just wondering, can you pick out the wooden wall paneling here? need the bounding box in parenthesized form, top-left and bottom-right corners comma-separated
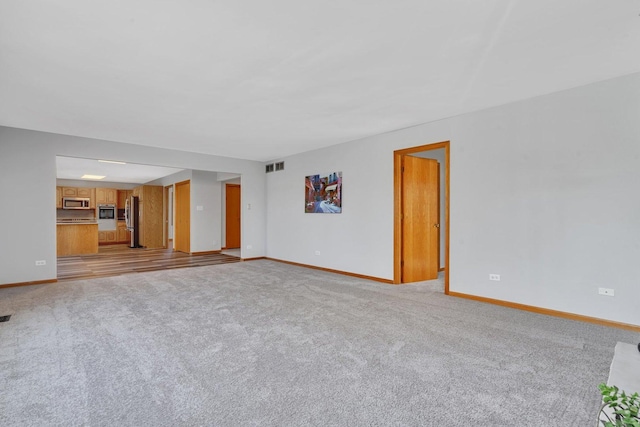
(142, 185, 164, 249)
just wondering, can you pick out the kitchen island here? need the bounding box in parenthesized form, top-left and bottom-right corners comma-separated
(56, 222, 99, 256)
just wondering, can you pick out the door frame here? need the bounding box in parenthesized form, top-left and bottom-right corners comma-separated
(163, 185, 172, 249)
(394, 141, 450, 293)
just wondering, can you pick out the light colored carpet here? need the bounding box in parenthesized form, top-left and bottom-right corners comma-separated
(0, 260, 636, 426)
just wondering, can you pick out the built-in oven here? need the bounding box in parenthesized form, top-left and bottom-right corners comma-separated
(97, 204, 117, 231)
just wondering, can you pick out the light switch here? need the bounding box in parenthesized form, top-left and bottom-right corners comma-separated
(196, 205, 203, 211)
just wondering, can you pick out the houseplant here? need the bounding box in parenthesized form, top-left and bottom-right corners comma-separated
(598, 383, 640, 427)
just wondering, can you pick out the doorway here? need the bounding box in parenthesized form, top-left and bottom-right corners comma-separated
(394, 141, 450, 293)
(225, 184, 241, 249)
(174, 180, 190, 254)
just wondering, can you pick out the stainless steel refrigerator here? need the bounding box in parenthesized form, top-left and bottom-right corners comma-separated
(125, 195, 140, 248)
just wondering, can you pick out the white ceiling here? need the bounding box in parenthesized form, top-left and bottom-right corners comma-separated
(56, 156, 184, 184)
(1, 1, 640, 162)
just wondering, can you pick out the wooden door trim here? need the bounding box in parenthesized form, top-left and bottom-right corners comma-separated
(394, 141, 450, 294)
(163, 185, 170, 249)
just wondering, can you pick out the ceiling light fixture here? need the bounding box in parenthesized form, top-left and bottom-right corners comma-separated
(98, 159, 127, 165)
(81, 174, 106, 180)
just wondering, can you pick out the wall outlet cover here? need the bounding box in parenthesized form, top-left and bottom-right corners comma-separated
(598, 287, 614, 297)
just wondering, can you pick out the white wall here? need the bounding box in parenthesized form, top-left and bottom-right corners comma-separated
(0, 128, 265, 284)
(0, 140, 57, 284)
(266, 72, 640, 326)
(190, 170, 222, 253)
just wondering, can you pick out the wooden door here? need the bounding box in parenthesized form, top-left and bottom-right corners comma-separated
(174, 180, 190, 253)
(225, 184, 241, 248)
(401, 155, 439, 282)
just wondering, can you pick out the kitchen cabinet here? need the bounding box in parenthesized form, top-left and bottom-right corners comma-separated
(117, 190, 133, 208)
(132, 186, 142, 199)
(76, 188, 92, 198)
(56, 187, 62, 208)
(89, 188, 96, 208)
(58, 186, 95, 208)
(98, 230, 117, 243)
(57, 223, 98, 256)
(117, 221, 129, 243)
(96, 188, 117, 205)
(61, 187, 78, 197)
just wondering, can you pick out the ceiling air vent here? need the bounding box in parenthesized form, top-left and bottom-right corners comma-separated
(265, 164, 274, 173)
(275, 161, 285, 171)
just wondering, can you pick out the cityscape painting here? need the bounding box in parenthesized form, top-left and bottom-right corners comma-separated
(305, 171, 342, 213)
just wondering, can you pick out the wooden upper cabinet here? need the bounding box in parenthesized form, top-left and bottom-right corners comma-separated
(89, 188, 96, 209)
(96, 188, 105, 204)
(76, 188, 92, 198)
(117, 190, 133, 208)
(96, 188, 117, 205)
(59, 186, 94, 208)
(117, 190, 126, 208)
(132, 186, 142, 200)
(62, 187, 78, 197)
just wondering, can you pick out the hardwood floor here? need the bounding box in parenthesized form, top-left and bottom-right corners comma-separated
(57, 244, 241, 281)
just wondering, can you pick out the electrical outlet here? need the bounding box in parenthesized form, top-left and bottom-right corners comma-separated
(489, 274, 500, 281)
(598, 287, 614, 297)
(35, 260, 46, 266)
(315, 250, 321, 256)
(246, 245, 252, 250)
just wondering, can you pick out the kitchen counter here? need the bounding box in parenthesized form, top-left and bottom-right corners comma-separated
(57, 223, 99, 256)
(57, 219, 98, 224)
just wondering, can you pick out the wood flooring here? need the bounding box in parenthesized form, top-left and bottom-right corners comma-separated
(57, 244, 241, 281)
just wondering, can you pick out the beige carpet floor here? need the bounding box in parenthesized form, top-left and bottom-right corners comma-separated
(0, 260, 636, 426)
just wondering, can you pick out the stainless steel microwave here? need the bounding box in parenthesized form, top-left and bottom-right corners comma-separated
(62, 197, 91, 209)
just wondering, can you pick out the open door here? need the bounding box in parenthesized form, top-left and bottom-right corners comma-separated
(174, 180, 190, 254)
(401, 155, 440, 282)
(225, 184, 241, 248)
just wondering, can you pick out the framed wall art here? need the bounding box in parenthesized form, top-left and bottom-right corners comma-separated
(305, 171, 342, 213)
